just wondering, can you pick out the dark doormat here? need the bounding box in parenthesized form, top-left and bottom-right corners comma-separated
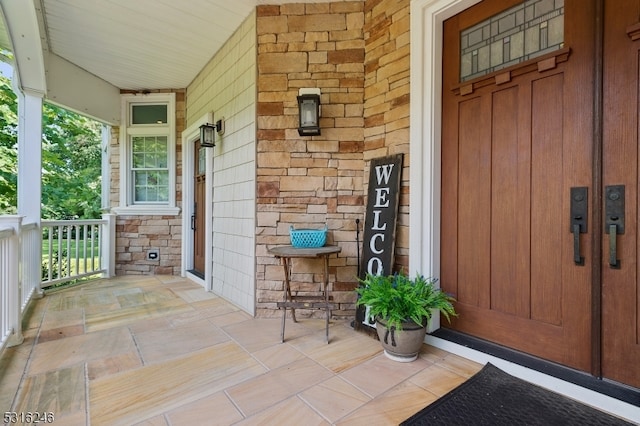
(401, 363, 634, 426)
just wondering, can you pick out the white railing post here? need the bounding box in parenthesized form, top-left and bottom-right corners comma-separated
(0, 215, 25, 348)
(21, 222, 43, 304)
(102, 213, 116, 278)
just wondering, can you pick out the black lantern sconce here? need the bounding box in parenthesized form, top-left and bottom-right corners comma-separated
(199, 123, 216, 147)
(297, 88, 321, 136)
(199, 119, 225, 148)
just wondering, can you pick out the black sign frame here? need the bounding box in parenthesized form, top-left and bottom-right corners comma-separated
(355, 153, 403, 331)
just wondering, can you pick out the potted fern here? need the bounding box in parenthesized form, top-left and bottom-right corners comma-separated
(355, 272, 456, 362)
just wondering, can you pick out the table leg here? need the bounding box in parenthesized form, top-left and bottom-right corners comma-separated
(323, 254, 330, 344)
(281, 257, 297, 343)
(285, 259, 297, 323)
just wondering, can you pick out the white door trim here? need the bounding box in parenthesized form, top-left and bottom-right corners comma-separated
(181, 113, 214, 290)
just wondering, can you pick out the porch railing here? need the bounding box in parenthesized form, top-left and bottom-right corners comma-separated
(21, 222, 41, 308)
(0, 214, 115, 351)
(0, 218, 20, 352)
(41, 218, 114, 288)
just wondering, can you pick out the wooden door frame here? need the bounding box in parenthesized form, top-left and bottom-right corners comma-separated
(181, 112, 214, 290)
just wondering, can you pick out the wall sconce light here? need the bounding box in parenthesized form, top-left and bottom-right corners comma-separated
(199, 119, 224, 147)
(199, 123, 216, 147)
(297, 88, 321, 136)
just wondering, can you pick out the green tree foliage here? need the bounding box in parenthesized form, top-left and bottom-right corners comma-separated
(0, 74, 102, 218)
(0, 76, 17, 213)
(41, 103, 102, 219)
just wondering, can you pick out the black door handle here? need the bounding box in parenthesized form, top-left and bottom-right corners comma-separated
(608, 224, 619, 268)
(570, 187, 587, 266)
(191, 214, 196, 231)
(604, 185, 624, 269)
(572, 223, 584, 265)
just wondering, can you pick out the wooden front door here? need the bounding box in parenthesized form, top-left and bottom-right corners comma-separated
(193, 140, 206, 276)
(442, 0, 640, 388)
(601, 0, 640, 388)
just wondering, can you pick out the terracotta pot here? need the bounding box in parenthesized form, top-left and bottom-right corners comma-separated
(375, 317, 427, 362)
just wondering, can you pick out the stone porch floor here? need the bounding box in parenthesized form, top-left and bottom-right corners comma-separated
(0, 275, 483, 425)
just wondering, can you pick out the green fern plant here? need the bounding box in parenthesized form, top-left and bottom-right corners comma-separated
(355, 272, 457, 330)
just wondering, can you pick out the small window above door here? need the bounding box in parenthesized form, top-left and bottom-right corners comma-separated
(460, 0, 564, 82)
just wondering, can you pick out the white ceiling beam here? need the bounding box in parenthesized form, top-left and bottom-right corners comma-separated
(45, 53, 121, 125)
(0, 0, 46, 95)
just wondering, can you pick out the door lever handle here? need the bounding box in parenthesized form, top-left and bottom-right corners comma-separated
(570, 187, 588, 266)
(191, 214, 196, 231)
(572, 223, 584, 265)
(609, 224, 620, 268)
(605, 185, 624, 269)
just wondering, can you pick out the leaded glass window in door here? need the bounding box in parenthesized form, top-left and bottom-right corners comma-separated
(460, 0, 564, 82)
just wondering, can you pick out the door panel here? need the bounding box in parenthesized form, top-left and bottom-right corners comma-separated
(602, 0, 640, 389)
(442, 0, 595, 371)
(193, 141, 206, 275)
(490, 86, 531, 317)
(490, 86, 525, 317)
(457, 96, 491, 308)
(530, 74, 563, 326)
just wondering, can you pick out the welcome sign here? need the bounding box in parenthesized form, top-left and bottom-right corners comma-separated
(359, 154, 403, 277)
(356, 154, 403, 330)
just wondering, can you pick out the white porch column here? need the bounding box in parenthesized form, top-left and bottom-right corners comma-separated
(101, 125, 111, 210)
(16, 91, 44, 300)
(16, 90, 43, 224)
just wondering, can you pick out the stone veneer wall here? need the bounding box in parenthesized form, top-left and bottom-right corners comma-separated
(109, 89, 185, 276)
(363, 0, 411, 271)
(255, 2, 365, 318)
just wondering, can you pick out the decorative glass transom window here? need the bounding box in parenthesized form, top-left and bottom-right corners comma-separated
(460, 0, 564, 82)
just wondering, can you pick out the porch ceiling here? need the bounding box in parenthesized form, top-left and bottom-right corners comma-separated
(1, 0, 337, 91)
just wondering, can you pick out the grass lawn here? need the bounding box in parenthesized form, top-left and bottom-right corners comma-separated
(42, 238, 102, 278)
(42, 238, 101, 258)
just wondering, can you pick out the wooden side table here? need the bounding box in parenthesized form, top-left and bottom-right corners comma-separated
(267, 245, 341, 343)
